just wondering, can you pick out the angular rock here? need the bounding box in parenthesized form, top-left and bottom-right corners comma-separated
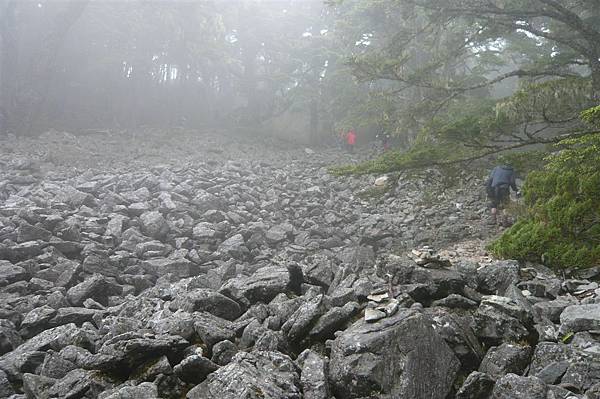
(217, 234, 248, 259)
(67, 274, 119, 306)
(560, 303, 600, 333)
(20, 306, 57, 336)
(173, 354, 219, 384)
(186, 351, 301, 399)
(479, 343, 533, 380)
(219, 265, 293, 305)
(491, 373, 547, 399)
(309, 301, 359, 339)
(170, 289, 241, 321)
(297, 349, 329, 399)
(476, 261, 520, 295)
(140, 211, 169, 240)
(193, 312, 236, 349)
(210, 340, 238, 366)
(329, 309, 459, 398)
(142, 257, 198, 278)
(0, 368, 15, 397)
(46, 368, 114, 398)
(17, 223, 52, 243)
(22, 373, 56, 398)
(473, 295, 533, 345)
(456, 371, 495, 399)
(99, 382, 159, 399)
(0, 261, 28, 287)
(97, 333, 189, 371)
(282, 295, 324, 343)
(0, 320, 21, 356)
(49, 307, 101, 327)
(561, 361, 600, 393)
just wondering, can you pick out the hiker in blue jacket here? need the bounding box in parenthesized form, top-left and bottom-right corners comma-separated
(486, 165, 520, 224)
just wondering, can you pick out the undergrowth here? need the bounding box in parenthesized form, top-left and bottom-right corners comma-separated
(489, 105, 600, 270)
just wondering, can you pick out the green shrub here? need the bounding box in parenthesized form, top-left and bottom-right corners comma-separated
(489, 106, 600, 270)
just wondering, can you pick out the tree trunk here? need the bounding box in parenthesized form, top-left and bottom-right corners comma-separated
(309, 96, 319, 145)
(591, 58, 600, 102)
(24, 1, 89, 135)
(0, 1, 18, 134)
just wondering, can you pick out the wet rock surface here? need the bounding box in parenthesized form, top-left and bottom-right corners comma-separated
(0, 129, 599, 398)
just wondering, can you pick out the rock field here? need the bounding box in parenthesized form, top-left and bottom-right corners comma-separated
(0, 129, 599, 399)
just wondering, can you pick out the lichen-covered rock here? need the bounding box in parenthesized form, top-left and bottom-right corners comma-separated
(140, 211, 169, 240)
(169, 289, 241, 321)
(0, 260, 28, 287)
(479, 343, 532, 380)
(329, 309, 459, 398)
(560, 303, 600, 333)
(455, 371, 495, 399)
(219, 265, 295, 305)
(296, 349, 329, 399)
(491, 373, 547, 399)
(186, 351, 301, 399)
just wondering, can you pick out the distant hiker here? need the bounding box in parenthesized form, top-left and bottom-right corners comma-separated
(337, 130, 346, 149)
(346, 129, 356, 153)
(376, 131, 391, 151)
(0, 107, 6, 135)
(486, 165, 520, 225)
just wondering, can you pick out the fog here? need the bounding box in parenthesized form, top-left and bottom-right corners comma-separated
(0, 0, 343, 144)
(1, 2, 600, 398)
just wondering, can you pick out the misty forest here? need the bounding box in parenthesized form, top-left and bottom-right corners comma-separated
(0, 1, 599, 398)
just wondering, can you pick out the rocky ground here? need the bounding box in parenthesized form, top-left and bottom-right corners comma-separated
(0, 129, 599, 399)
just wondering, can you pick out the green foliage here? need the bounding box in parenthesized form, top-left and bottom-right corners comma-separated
(496, 150, 547, 174)
(495, 77, 593, 126)
(356, 184, 393, 202)
(489, 107, 600, 270)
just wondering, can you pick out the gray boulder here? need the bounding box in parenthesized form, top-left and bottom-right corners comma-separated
(473, 295, 532, 345)
(455, 371, 495, 399)
(0, 320, 22, 355)
(265, 224, 292, 245)
(425, 307, 485, 371)
(528, 342, 585, 376)
(170, 289, 241, 320)
(533, 297, 577, 324)
(20, 306, 57, 337)
(329, 309, 459, 398)
(173, 354, 219, 384)
(0, 261, 28, 287)
(17, 223, 52, 243)
(560, 303, 600, 333)
(193, 312, 236, 349)
(186, 351, 301, 399)
(281, 295, 324, 344)
(22, 373, 56, 398)
(46, 368, 114, 398)
(561, 361, 600, 393)
(0, 369, 15, 397)
(142, 257, 198, 278)
(491, 373, 547, 399)
(99, 382, 159, 399)
(210, 340, 238, 366)
(219, 265, 295, 305)
(67, 274, 120, 306)
(479, 343, 533, 380)
(476, 261, 520, 295)
(140, 211, 169, 240)
(96, 333, 189, 371)
(297, 349, 329, 399)
(309, 301, 360, 339)
(217, 234, 248, 259)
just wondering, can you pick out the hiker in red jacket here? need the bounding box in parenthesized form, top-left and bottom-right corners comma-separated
(346, 129, 356, 153)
